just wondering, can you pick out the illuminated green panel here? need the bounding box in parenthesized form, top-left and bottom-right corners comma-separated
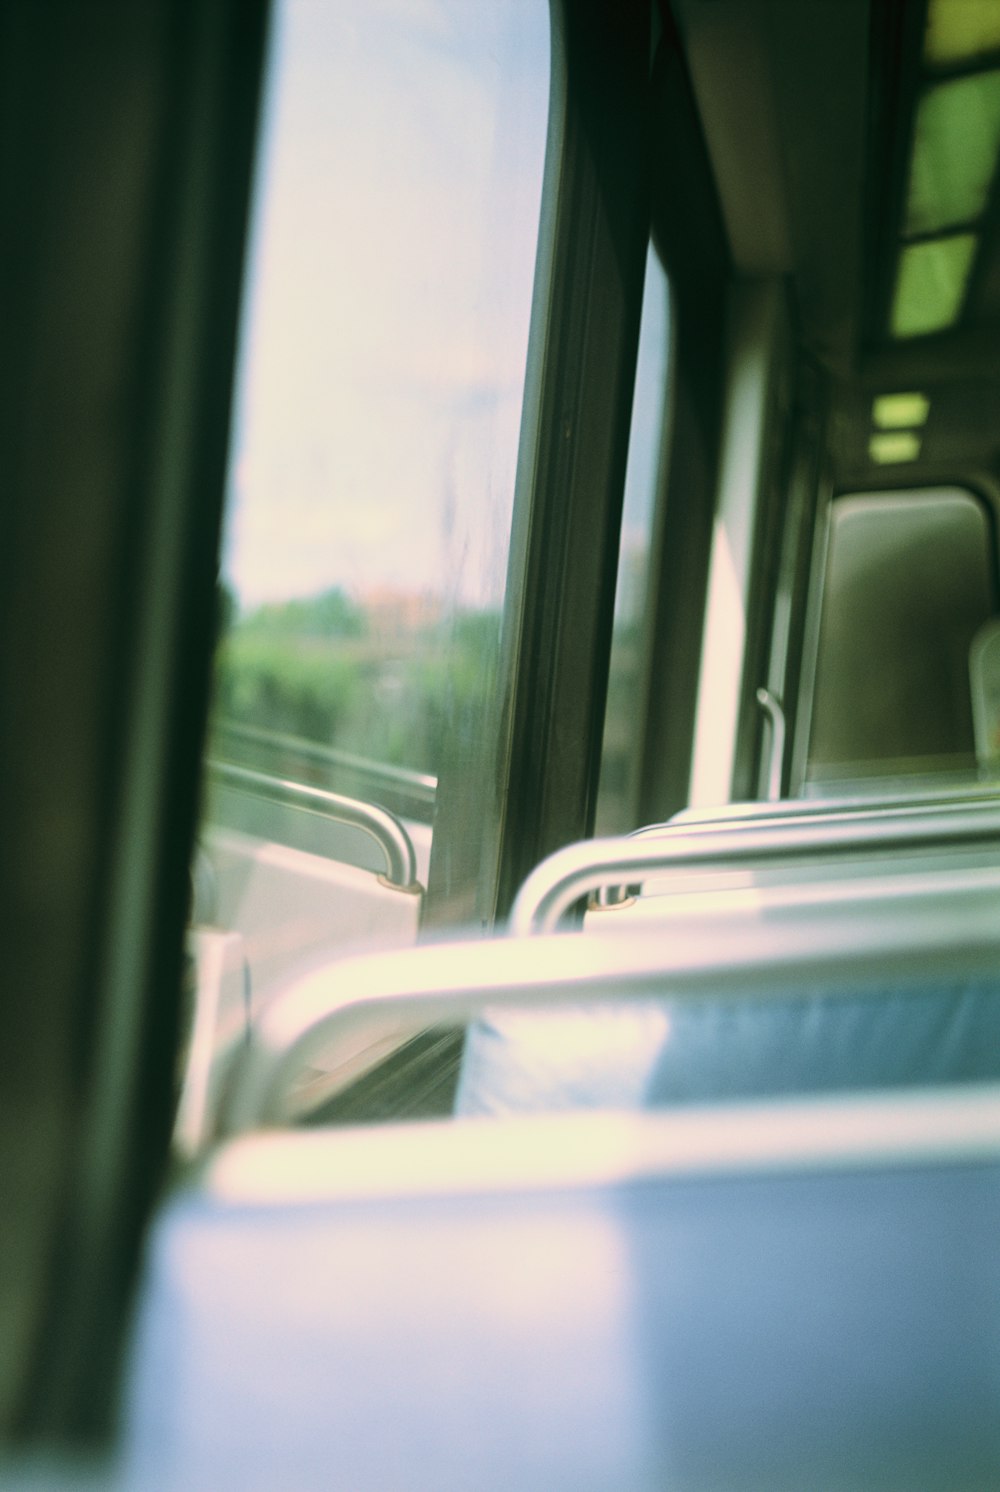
(871, 392, 930, 428)
(925, 0, 1000, 67)
(868, 432, 922, 464)
(905, 72, 1000, 235)
(891, 233, 977, 337)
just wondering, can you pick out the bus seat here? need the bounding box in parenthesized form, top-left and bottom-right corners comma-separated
(205, 826, 423, 1023)
(221, 905, 1000, 1134)
(455, 973, 1000, 1117)
(662, 783, 1000, 830)
(121, 1091, 1000, 1490)
(508, 798, 1000, 937)
(199, 762, 424, 1020)
(182, 832, 425, 1133)
(175, 928, 250, 1156)
(180, 764, 427, 1148)
(456, 815, 1000, 1117)
(455, 1003, 671, 1116)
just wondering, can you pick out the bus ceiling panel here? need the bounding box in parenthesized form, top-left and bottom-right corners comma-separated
(860, 318, 1000, 386)
(669, 0, 794, 273)
(861, 2, 1000, 370)
(670, 0, 869, 376)
(902, 381, 1000, 472)
(976, 222, 1000, 319)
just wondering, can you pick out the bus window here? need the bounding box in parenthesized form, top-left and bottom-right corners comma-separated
(200, 1, 549, 916)
(806, 487, 997, 789)
(594, 243, 672, 836)
(174, 1, 551, 1137)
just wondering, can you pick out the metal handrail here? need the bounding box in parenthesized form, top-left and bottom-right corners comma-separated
(755, 687, 786, 802)
(508, 801, 1000, 936)
(211, 720, 437, 810)
(209, 1089, 1000, 1204)
(635, 787, 1000, 840)
(222, 911, 1000, 1131)
(207, 760, 419, 889)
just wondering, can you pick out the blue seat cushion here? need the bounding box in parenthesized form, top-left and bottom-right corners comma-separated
(455, 974, 1000, 1116)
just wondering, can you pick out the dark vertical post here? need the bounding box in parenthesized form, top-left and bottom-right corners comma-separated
(490, 0, 651, 918)
(0, 0, 269, 1442)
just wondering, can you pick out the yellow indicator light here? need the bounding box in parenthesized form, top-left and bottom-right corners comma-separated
(890, 233, 977, 338)
(871, 392, 931, 429)
(869, 432, 922, 464)
(925, 0, 1000, 67)
(905, 72, 1000, 236)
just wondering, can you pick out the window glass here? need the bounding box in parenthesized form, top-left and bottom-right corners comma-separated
(205, 0, 548, 858)
(184, 0, 549, 1130)
(807, 487, 996, 786)
(594, 244, 672, 835)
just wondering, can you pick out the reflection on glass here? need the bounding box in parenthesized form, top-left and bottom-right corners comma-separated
(594, 244, 672, 835)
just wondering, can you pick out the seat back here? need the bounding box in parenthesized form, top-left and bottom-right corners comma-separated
(223, 872, 1000, 1129)
(501, 797, 1000, 935)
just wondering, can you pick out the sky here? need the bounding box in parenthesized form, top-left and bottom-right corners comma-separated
(221, 0, 551, 613)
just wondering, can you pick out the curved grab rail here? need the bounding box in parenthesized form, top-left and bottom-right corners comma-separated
(755, 687, 786, 802)
(508, 801, 1000, 936)
(633, 786, 1000, 841)
(222, 911, 1000, 1132)
(207, 760, 418, 889)
(211, 719, 438, 816)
